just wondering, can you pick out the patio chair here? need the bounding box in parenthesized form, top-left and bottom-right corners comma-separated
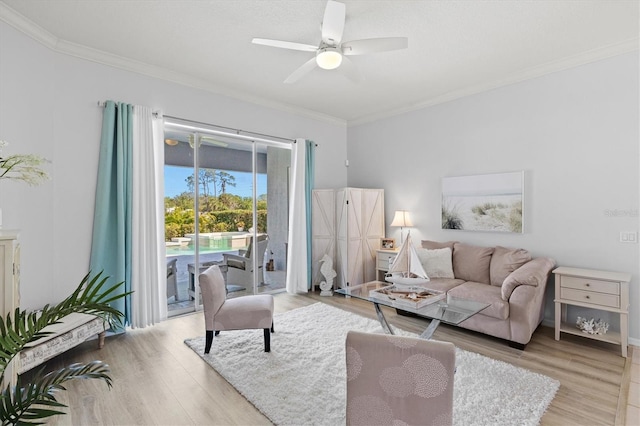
(166, 257, 179, 301)
(223, 234, 269, 288)
(199, 264, 274, 353)
(345, 330, 456, 426)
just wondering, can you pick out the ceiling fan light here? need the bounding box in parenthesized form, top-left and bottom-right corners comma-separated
(316, 47, 342, 70)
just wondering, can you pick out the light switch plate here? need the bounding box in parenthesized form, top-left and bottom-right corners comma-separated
(620, 231, 638, 243)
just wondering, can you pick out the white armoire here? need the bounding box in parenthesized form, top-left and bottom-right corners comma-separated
(312, 188, 385, 289)
(0, 230, 20, 386)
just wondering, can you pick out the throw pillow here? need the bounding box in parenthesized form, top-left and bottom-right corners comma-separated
(415, 247, 455, 279)
(489, 246, 532, 286)
(452, 243, 494, 284)
(421, 240, 457, 251)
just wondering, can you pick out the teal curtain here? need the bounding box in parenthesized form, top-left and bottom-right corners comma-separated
(305, 140, 316, 289)
(89, 100, 133, 331)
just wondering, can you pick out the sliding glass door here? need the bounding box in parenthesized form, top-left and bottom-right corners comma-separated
(164, 123, 290, 316)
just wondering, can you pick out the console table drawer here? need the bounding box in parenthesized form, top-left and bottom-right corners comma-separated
(560, 287, 619, 308)
(561, 276, 619, 295)
(377, 252, 396, 270)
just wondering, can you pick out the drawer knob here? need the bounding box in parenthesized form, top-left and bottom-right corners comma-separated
(585, 295, 590, 299)
(585, 283, 590, 287)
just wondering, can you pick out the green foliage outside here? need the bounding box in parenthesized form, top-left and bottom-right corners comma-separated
(164, 191, 268, 241)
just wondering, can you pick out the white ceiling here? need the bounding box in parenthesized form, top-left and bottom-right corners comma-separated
(1, 1, 638, 125)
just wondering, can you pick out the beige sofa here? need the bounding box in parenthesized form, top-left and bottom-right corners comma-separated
(417, 240, 555, 349)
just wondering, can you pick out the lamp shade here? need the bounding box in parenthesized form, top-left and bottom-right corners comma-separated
(390, 210, 413, 227)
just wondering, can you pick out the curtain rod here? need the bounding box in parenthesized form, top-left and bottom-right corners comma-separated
(161, 115, 295, 144)
(97, 102, 298, 144)
(97, 102, 319, 146)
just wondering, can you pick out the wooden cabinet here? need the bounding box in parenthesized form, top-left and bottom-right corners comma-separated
(553, 266, 630, 357)
(0, 230, 20, 385)
(335, 188, 385, 288)
(312, 188, 385, 290)
(0, 229, 20, 320)
(376, 249, 398, 281)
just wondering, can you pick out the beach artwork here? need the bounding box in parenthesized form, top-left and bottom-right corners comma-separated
(441, 171, 524, 233)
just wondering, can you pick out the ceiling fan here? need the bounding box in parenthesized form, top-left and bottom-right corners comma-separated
(252, 0, 408, 83)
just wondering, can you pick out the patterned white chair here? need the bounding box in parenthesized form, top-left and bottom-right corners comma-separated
(345, 330, 456, 426)
(199, 264, 274, 353)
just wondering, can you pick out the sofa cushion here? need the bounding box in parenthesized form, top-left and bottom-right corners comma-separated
(447, 281, 509, 320)
(501, 257, 556, 300)
(452, 243, 494, 285)
(415, 247, 454, 278)
(489, 246, 532, 286)
(420, 278, 465, 293)
(421, 240, 456, 251)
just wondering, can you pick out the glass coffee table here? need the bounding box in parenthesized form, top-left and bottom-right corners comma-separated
(336, 281, 490, 340)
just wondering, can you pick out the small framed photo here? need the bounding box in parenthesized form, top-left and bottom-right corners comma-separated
(381, 238, 395, 249)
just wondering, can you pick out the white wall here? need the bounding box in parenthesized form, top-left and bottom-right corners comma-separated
(0, 21, 347, 311)
(347, 51, 640, 342)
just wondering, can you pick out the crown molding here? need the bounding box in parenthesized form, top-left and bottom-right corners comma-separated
(348, 38, 639, 127)
(0, 2, 347, 128)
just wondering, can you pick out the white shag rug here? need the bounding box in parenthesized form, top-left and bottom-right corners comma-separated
(184, 302, 559, 426)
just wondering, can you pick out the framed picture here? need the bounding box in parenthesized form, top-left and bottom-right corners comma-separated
(381, 238, 396, 249)
(441, 171, 524, 233)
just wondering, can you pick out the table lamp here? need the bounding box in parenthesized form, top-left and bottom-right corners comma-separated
(390, 210, 413, 245)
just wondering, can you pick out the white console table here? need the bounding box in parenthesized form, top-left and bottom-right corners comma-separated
(553, 266, 631, 357)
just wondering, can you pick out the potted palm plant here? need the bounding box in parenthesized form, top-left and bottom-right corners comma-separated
(0, 272, 128, 424)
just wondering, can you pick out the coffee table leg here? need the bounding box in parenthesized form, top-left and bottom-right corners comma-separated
(420, 319, 440, 340)
(374, 303, 395, 335)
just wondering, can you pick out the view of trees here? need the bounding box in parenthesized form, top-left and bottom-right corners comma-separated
(165, 169, 267, 240)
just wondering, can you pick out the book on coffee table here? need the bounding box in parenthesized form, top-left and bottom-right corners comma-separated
(369, 285, 445, 309)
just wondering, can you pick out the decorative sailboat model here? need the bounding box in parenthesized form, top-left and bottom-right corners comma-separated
(384, 233, 430, 288)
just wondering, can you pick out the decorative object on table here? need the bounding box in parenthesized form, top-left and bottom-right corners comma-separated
(369, 285, 445, 309)
(0, 272, 129, 424)
(384, 233, 430, 288)
(380, 237, 395, 249)
(318, 254, 336, 296)
(390, 210, 412, 244)
(184, 302, 560, 426)
(441, 171, 524, 233)
(576, 316, 609, 335)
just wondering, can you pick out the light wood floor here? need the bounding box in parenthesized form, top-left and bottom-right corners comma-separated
(30, 292, 636, 425)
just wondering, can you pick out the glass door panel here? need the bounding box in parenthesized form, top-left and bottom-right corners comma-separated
(164, 124, 290, 316)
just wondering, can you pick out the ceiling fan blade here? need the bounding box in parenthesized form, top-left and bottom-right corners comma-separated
(339, 56, 360, 83)
(284, 57, 318, 84)
(321, 0, 346, 45)
(342, 37, 408, 56)
(252, 38, 317, 52)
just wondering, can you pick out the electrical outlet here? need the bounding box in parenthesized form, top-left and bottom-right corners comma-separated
(620, 231, 638, 243)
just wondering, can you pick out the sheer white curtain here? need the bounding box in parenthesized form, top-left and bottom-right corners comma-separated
(130, 106, 166, 327)
(286, 138, 309, 293)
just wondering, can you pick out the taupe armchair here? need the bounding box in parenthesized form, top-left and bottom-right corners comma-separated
(223, 234, 269, 287)
(345, 331, 456, 426)
(199, 264, 274, 353)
